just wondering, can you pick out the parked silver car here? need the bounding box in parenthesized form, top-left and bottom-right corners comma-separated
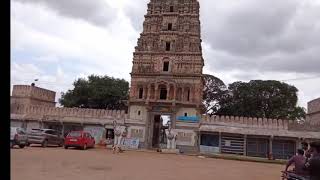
(27, 129, 64, 147)
(10, 127, 28, 148)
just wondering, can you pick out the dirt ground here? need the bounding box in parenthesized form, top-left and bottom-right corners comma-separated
(11, 146, 284, 180)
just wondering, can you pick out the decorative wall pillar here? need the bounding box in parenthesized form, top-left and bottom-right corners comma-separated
(190, 87, 194, 102)
(142, 85, 146, 99)
(173, 85, 177, 101)
(244, 134, 247, 156)
(181, 87, 185, 102)
(147, 84, 151, 100)
(155, 84, 159, 100)
(142, 85, 148, 99)
(269, 136, 273, 159)
(219, 132, 222, 153)
(132, 86, 137, 99)
(166, 85, 170, 100)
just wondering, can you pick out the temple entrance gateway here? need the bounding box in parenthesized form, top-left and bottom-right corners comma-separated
(152, 115, 161, 148)
(151, 114, 171, 149)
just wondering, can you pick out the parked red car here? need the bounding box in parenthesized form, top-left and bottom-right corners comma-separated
(64, 131, 95, 150)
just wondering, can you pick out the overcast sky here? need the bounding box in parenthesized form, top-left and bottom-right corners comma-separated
(11, 0, 320, 108)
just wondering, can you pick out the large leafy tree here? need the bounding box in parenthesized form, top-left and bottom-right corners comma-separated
(202, 74, 228, 115)
(216, 80, 306, 120)
(59, 75, 129, 110)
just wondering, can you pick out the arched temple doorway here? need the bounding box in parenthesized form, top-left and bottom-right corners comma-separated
(151, 114, 171, 149)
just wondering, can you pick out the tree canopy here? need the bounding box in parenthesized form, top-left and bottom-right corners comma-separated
(59, 75, 129, 110)
(202, 74, 228, 115)
(214, 80, 306, 120)
(59, 73, 306, 120)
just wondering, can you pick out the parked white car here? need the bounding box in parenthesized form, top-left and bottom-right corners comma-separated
(10, 127, 28, 148)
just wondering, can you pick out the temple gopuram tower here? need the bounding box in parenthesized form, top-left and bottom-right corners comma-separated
(128, 0, 204, 151)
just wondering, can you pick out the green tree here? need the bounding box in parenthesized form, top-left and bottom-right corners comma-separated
(59, 75, 129, 110)
(202, 74, 228, 115)
(216, 80, 306, 120)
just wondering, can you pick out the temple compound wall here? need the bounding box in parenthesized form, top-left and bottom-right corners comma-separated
(10, 85, 320, 159)
(199, 115, 320, 159)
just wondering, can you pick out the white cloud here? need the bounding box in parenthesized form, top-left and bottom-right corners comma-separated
(33, 55, 60, 63)
(13, 0, 117, 27)
(11, 1, 136, 81)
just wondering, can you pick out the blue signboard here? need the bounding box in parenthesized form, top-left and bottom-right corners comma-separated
(177, 116, 199, 122)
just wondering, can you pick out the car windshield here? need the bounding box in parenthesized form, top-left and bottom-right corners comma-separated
(17, 128, 26, 134)
(31, 129, 44, 133)
(68, 132, 82, 137)
(29, 129, 45, 134)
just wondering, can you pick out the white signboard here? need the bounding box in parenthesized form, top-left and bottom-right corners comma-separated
(84, 126, 105, 144)
(225, 140, 231, 147)
(200, 145, 220, 154)
(175, 129, 196, 146)
(121, 138, 140, 149)
(128, 126, 145, 142)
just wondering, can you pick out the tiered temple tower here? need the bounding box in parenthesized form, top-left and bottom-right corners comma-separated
(128, 0, 204, 149)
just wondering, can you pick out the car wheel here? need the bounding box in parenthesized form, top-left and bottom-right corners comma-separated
(82, 144, 87, 150)
(64, 146, 68, 149)
(26, 143, 30, 147)
(42, 140, 48, 148)
(58, 142, 63, 147)
(19, 144, 25, 149)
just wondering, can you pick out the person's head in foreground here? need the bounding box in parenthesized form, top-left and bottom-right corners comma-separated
(309, 141, 320, 156)
(297, 149, 305, 156)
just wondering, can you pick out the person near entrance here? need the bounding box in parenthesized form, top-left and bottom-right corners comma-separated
(302, 142, 312, 160)
(302, 142, 309, 152)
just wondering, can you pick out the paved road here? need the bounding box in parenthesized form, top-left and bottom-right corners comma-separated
(11, 147, 283, 180)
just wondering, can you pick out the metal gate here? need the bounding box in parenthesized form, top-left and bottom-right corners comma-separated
(272, 139, 295, 160)
(200, 133, 220, 154)
(221, 133, 245, 155)
(247, 137, 269, 158)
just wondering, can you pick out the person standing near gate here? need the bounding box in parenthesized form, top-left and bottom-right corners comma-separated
(302, 141, 312, 160)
